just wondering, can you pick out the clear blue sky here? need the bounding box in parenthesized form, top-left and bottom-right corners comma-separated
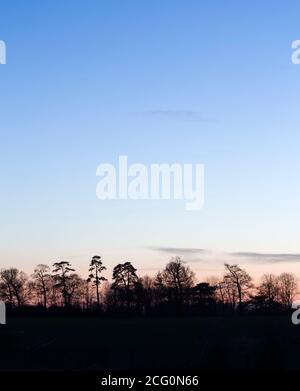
(1, 1, 300, 280)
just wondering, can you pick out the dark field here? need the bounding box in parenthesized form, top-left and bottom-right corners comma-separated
(0, 316, 299, 371)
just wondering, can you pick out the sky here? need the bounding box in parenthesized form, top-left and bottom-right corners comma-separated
(1, 1, 300, 282)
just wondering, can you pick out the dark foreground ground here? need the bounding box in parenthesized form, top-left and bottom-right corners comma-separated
(0, 315, 299, 371)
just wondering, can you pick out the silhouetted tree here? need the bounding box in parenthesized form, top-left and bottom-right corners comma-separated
(222, 276, 238, 310)
(111, 262, 138, 309)
(154, 271, 166, 297)
(257, 274, 279, 310)
(0, 268, 27, 308)
(32, 264, 51, 307)
(160, 257, 195, 312)
(138, 276, 156, 313)
(87, 255, 107, 308)
(67, 274, 86, 307)
(205, 276, 226, 312)
(224, 264, 253, 311)
(83, 279, 95, 309)
(52, 261, 75, 307)
(192, 282, 216, 313)
(277, 272, 297, 308)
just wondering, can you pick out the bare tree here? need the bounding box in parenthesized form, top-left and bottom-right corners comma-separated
(32, 264, 51, 307)
(83, 279, 95, 309)
(66, 274, 86, 307)
(224, 264, 253, 311)
(160, 257, 195, 310)
(139, 275, 155, 312)
(87, 255, 107, 308)
(222, 276, 238, 309)
(277, 272, 297, 308)
(153, 272, 167, 307)
(0, 268, 28, 307)
(258, 274, 279, 308)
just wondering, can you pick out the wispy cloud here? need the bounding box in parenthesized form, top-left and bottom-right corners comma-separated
(150, 246, 210, 256)
(150, 246, 300, 264)
(228, 252, 300, 264)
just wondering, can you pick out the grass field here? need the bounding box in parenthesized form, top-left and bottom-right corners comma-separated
(0, 315, 299, 370)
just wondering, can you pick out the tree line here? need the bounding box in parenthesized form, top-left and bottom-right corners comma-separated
(0, 256, 297, 315)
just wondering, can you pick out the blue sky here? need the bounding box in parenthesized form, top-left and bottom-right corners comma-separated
(1, 1, 300, 280)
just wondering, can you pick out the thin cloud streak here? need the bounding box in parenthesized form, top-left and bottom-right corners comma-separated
(150, 246, 210, 256)
(149, 246, 300, 264)
(229, 252, 300, 264)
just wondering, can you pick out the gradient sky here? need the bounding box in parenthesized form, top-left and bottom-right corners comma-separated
(1, 1, 300, 282)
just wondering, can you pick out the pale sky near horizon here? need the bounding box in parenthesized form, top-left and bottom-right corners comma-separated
(1, 1, 300, 282)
